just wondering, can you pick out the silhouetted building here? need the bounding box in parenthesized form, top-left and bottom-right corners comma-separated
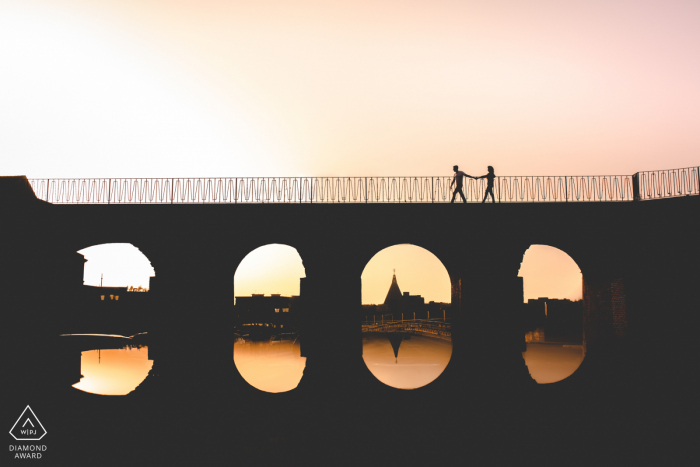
(234, 294, 300, 332)
(400, 291, 425, 317)
(56, 280, 154, 335)
(523, 297, 582, 341)
(425, 301, 451, 320)
(383, 272, 403, 313)
(84, 285, 127, 303)
(365, 272, 441, 320)
(79, 283, 152, 307)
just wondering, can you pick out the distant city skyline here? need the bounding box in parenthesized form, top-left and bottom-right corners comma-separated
(83, 242, 582, 303)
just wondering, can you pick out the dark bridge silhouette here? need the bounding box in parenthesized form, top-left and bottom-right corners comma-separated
(1, 168, 698, 465)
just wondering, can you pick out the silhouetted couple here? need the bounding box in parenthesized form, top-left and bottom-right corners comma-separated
(450, 165, 495, 203)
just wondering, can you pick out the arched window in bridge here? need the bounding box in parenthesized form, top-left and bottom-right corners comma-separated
(70, 243, 155, 396)
(361, 244, 452, 390)
(233, 244, 306, 393)
(518, 245, 584, 384)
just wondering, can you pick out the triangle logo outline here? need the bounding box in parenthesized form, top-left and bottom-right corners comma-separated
(9, 406, 47, 441)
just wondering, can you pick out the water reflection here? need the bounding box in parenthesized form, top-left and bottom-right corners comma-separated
(232, 285, 306, 392)
(362, 321, 452, 389)
(522, 329, 584, 384)
(73, 346, 152, 395)
(233, 336, 305, 393)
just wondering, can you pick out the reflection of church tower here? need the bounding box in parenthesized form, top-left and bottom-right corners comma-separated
(384, 270, 403, 315)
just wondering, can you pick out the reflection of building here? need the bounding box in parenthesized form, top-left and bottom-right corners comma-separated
(524, 328, 545, 343)
(363, 272, 449, 320)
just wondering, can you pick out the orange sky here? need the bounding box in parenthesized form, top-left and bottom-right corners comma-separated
(87, 242, 581, 303)
(2, 0, 699, 178)
(5, 1, 690, 301)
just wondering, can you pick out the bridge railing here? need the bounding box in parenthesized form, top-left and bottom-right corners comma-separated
(362, 318, 452, 338)
(27, 168, 698, 203)
(634, 166, 700, 200)
(362, 318, 451, 329)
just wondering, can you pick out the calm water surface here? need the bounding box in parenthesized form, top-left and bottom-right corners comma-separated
(233, 338, 306, 393)
(362, 333, 453, 389)
(63, 327, 583, 395)
(73, 346, 152, 395)
(522, 343, 584, 384)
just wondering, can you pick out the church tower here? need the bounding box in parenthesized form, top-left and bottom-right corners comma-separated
(383, 270, 403, 315)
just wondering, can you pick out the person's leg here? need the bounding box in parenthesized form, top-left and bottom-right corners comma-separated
(482, 191, 487, 203)
(459, 187, 466, 203)
(451, 189, 457, 203)
(488, 189, 495, 203)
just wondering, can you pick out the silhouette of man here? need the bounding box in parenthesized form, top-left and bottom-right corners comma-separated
(476, 166, 496, 203)
(450, 165, 472, 203)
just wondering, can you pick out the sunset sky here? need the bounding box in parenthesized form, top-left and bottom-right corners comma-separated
(84, 242, 582, 303)
(5, 0, 693, 301)
(2, 0, 698, 178)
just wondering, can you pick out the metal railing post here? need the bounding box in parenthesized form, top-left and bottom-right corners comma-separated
(365, 177, 368, 203)
(632, 172, 640, 201)
(108, 179, 112, 204)
(432, 177, 434, 203)
(45, 179, 49, 202)
(170, 178, 174, 204)
(565, 177, 568, 202)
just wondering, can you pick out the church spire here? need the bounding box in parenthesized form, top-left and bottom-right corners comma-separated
(384, 270, 402, 306)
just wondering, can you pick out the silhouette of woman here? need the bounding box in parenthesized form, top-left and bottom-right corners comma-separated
(476, 166, 496, 203)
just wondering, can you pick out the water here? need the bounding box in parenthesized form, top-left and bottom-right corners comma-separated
(60, 326, 582, 395)
(362, 333, 453, 389)
(522, 328, 584, 383)
(233, 338, 306, 393)
(522, 343, 584, 384)
(72, 346, 152, 395)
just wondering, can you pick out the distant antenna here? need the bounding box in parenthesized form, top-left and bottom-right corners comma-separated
(100, 274, 103, 288)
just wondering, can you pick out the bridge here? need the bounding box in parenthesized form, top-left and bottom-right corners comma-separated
(362, 318, 452, 341)
(1, 167, 698, 464)
(23, 166, 700, 203)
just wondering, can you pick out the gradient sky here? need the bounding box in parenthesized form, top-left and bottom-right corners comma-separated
(2, 0, 699, 178)
(6, 1, 690, 302)
(87, 243, 581, 303)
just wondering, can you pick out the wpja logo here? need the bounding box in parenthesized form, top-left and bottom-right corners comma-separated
(10, 406, 46, 441)
(9, 406, 47, 460)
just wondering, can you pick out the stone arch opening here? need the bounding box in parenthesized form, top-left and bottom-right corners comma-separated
(518, 244, 584, 384)
(361, 244, 452, 389)
(232, 243, 306, 393)
(73, 242, 155, 333)
(68, 243, 155, 395)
